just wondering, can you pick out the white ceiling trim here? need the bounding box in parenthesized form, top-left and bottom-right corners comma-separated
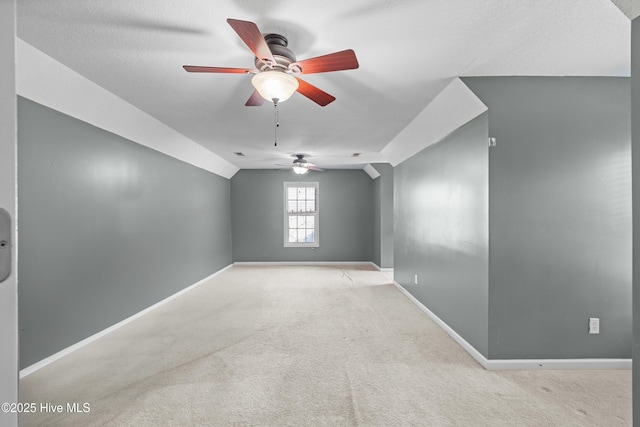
(381, 78, 488, 167)
(15, 39, 239, 179)
(610, 0, 640, 19)
(362, 164, 381, 179)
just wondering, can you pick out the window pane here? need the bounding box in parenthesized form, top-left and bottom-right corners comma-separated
(306, 216, 314, 228)
(288, 230, 297, 243)
(305, 229, 315, 243)
(306, 200, 315, 212)
(288, 187, 297, 200)
(297, 229, 306, 242)
(297, 201, 305, 212)
(289, 215, 297, 228)
(288, 201, 297, 212)
(297, 216, 306, 228)
(306, 187, 315, 200)
(297, 187, 305, 198)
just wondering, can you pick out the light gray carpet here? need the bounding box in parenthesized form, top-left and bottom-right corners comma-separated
(19, 265, 631, 426)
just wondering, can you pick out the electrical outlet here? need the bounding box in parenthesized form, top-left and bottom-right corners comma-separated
(589, 318, 600, 334)
(414, 274, 418, 285)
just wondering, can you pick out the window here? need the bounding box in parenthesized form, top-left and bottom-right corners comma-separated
(284, 182, 319, 247)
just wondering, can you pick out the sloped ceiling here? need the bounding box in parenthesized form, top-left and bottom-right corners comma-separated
(16, 0, 630, 174)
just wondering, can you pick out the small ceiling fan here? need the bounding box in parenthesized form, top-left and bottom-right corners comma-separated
(183, 19, 359, 107)
(277, 154, 324, 174)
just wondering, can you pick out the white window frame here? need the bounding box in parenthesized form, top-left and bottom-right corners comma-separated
(284, 181, 319, 248)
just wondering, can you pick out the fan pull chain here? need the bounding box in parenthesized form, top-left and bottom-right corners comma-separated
(273, 100, 280, 147)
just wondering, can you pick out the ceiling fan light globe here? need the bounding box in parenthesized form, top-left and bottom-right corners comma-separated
(251, 71, 299, 103)
(292, 165, 309, 175)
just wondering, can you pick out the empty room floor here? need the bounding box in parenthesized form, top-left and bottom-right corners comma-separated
(19, 265, 631, 426)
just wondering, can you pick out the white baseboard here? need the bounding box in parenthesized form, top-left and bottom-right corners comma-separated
(392, 281, 489, 368)
(234, 261, 377, 267)
(485, 358, 631, 370)
(369, 262, 394, 273)
(20, 264, 233, 378)
(392, 281, 631, 371)
(234, 262, 394, 278)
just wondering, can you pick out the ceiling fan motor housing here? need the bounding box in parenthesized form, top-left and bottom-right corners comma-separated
(293, 155, 308, 166)
(255, 34, 297, 71)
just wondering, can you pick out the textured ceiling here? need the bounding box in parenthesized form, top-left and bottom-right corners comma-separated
(16, 0, 630, 171)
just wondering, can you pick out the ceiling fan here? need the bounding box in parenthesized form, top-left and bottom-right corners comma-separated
(278, 154, 324, 175)
(183, 19, 359, 107)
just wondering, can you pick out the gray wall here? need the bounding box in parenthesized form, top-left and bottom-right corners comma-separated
(18, 98, 232, 368)
(394, 114, 490, 356)
(371, 163, 394, 269)
(632, 15, 640, 425)
(231, 169, 373, 262)
(464, 77, 632, 359)
(0, 1, 18, 424)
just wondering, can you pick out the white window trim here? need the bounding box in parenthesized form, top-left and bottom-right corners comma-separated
(283, 181, 319, 248)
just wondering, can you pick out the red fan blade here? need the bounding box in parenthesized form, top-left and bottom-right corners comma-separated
(183, 66, 255, 74)
(295, 78, 335, 107)
(227, 19, 276, 66)
(307, 165, 324, 172)
(291, 49, 359, 74)
(245, 90, 265, 106)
